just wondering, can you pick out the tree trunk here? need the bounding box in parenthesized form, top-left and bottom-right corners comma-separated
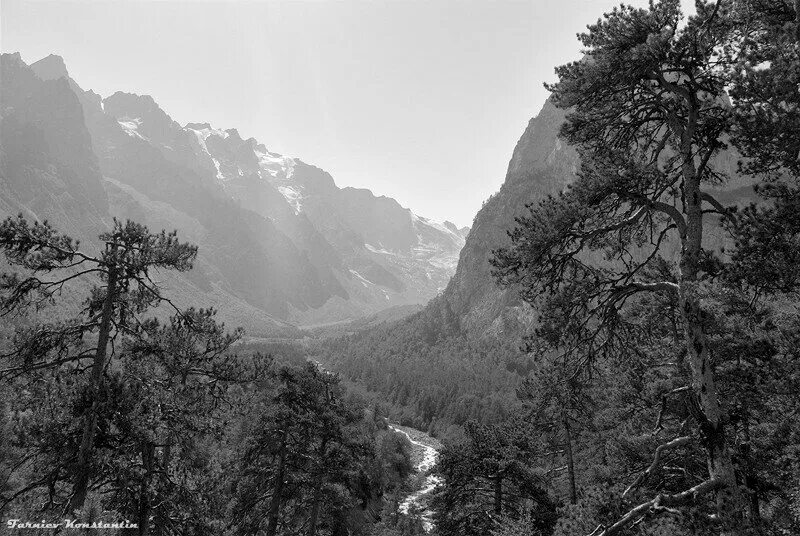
(138, 442, 155, 536)
(308, 437, 328, 536)
(66, 248, 118, 514)
(308, 473, 324, 536)
(266, 427, 289, 536)
(493, 474, 502, 515)
(154, 370, 190, 530)
(680, 169, 749, 536)
(562, 413, 577, 505)
(739, 416, 761, 524)
(795, 0, 800, 41)
(154, 429, 175, 532)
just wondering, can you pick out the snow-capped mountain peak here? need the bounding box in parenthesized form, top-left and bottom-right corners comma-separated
(182, 121, 304, 209)
(28, 58, 470, 325)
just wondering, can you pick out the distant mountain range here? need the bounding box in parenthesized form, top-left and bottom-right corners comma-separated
(0, 53, 468, 335)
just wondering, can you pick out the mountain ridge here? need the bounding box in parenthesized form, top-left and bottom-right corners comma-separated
(1, 52, 468, 333)
(316, 100, 579, 433)
(427, 99, 576, 338)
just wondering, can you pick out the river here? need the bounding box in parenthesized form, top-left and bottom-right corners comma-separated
(387, 424, 443, 531)
(310, 360, 443, 530)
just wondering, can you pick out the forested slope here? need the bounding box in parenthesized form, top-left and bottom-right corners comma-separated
(322, 67, 755, 438)
(320, 99, 578, 435)
(362, 2, 800, 535)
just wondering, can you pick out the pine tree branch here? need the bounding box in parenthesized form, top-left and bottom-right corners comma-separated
(588, 478, 722, 536)
(700, 191, 736, 224)
(576, 208, 647, 242)
(652, 386, 690, 435)
(627, 281, 680, 294)
(622, 435, 692, 498)
(625, 193, 687, 236)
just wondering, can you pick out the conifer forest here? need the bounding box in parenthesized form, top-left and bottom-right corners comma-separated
(2, 1, 800, 535)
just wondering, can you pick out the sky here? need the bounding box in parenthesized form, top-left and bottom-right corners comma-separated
(1, 0, 695, 227)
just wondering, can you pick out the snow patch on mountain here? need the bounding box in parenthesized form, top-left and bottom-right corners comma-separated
(117, 118, 147, 141)
(186, 123, 229, 152)
(408, 211, 466, 275)
(211, 158, 224, 181)
(255, 147, 295, 179)
(365, 243, 395, 256)
(182, 122, 305, 210)
(411, 212, 465, 245)
(253, 148, 304, 210)
(278, 185, 303, 213)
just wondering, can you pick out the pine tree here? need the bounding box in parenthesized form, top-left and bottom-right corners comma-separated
(432, 418, 556, 536)
(490, 2, 769, 533)
(727, 0, 800, 178)
(109, 308, 250, 535)
(0, 216, 197, 516)
(232, 364, 369, 536)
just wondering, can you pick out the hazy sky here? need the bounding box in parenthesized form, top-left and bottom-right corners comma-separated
(2, 0, 695, 227)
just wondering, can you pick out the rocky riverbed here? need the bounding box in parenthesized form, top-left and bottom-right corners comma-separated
(388, 424, 443, 531)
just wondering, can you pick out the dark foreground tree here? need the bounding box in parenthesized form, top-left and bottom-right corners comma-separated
(110, 308, 250, 535)
(432, 418, 556, 536)
(0, 216, 419, 534)
(728, 0, 800, 178)
(0, 215, 196, 515)
(491, 1, 800, 534)
(232, 363, 370, 536)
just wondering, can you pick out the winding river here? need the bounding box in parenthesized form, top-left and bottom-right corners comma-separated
(387, 424, 443, 531)
(310, 361, 442, 530)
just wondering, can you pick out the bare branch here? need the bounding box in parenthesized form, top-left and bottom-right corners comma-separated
(628, 281, 680, 294)
(588, 479, 723, 536)
(577, 208, 646, 241)
(700, 191, 736, 224)
(626, 193, 687, 237)
(622, 436, 692, 498)
(652, 386, 690, 435)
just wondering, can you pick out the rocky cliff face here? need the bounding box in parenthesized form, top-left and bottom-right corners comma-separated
(0, 53, 108, 238)
(0, 53, 467, 332)
(414, 96, 752, 341)
(432, 100, 577, 337)
(94, 87, 468, 324)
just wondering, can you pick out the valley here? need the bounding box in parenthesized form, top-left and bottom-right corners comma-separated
(1, 52, 469, 335)
(3, 2, 800, 533)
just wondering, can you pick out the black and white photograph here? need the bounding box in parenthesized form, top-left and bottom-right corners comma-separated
(1, 0, 799, 534)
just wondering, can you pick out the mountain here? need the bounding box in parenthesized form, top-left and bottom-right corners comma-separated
(0, 53, 108, 238)
(320, 91, 763, 434)
(319, 101, 580, 432)
(435, 100, 576, 337)
(0, 53, 467, 334)
(342, 88, 756, 344)
(94, 90, 468, 324)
